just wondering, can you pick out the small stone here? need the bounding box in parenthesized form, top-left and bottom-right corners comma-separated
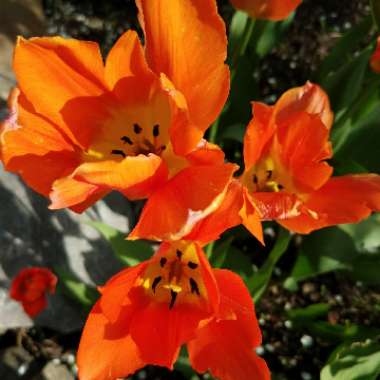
(259, 318, 266, 326)
(264, 343, 275, 353)
(256, 346, 265, 356)
(284, 320, 293, 329)
(301, 371, 312, 380)
(302, 282, 316, 295)
(300, 335, 314, 348)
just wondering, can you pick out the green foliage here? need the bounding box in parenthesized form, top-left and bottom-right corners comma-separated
(321, 340, 380, 380)
(284, 216, 380, 286)
(371, 0, 380, 32)
(55, 268, 98, 310)
(87, 221, 153, 267)
(248, 228, 291, 303)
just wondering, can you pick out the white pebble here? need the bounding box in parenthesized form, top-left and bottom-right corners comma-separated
(284, 320, 293, 329)
(300, 335, 314, 348)
(17, 363, 28, 376)
(256, 346, 265, 356)
(301, 371, 312, 380)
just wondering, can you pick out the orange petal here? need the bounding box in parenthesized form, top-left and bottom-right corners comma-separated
(188, 269, 270, 380)
(130, 300, 207, 368)
(137, 0, 229, 133)
(240, 188, 264, 244)
(186, 180, 244, 244)
(275, 112, 333, 192)
(99, 263, 148, 323)
(5, 151, 78, 197)
(243, 102, 275, 170)
(252, 191, 301, 221)
(77, 302, 145, 380)
(13, 37, 107, 147)
(231, 0, 301, 21)
(274, 81, 334, 130)
(129, 163, 238, 241)
(1, 90, 74, 165)
(370, 37, 380, 74)
(74, 154, 167, 198)
(185, 140, 226, 166)
(105, 30, 153, 90)
(49, 176, 103, 210)
(280, 174, 380, 233)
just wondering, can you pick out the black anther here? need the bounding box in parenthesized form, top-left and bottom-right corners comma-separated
(253, 174, 258, 184)
(188, 261, 198, 270)
(169, 290, 178, 309)
(160, 257, 167, 268)
(153, 124, 160, 137)
(111, 149, 126, 158)
(189, 278, 200, 296)
(152, 276, 162, 293)
(267, 170, 273, 180)
(176, 250, 183, 259)
(121, 136, 133, 145)
(133, 123, 142, 134)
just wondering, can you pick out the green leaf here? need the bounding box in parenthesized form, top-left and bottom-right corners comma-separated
(287, 303, 331, 323)
(285, 227, 356, 284)
(321, 340, 380, 380)
(55, 269, 98, 309)
(87, 221, 153, 266)
(315, 16, 372, 81)
(334, 105, 380, 173)
(210, 237, 234, 268)
(321, 46, 373, 114)
(371, 0, 380, 32)
(228, 10, 250, 61)
(248, 228, 291, 303)
(219, 123, 245, 143)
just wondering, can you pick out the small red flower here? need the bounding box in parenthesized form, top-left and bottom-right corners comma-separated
(77, 241, 269, 380)
(10, 267, 57, 317)
(370, 37, 380, 74)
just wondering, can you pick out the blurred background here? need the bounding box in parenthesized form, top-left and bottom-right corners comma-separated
(0, 0, 379, 380)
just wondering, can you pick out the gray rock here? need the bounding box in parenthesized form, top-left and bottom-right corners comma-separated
(0, 165, 134, 333)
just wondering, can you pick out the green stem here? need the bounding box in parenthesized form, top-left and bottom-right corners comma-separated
(205, 241, 215, 259)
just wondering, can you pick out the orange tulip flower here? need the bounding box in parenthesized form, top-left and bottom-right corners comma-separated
(370, 37, 380, 73)
(187, 82, 380, 239)
(230, 0, 302, 21)
(77, 241, 269, 380)
(0, 0, 230, 214)
(10, 267, 57, 317)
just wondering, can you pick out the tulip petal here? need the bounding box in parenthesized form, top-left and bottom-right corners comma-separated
(105, 30, 153, 90)
(231, 0, 301, 21)
(130, 301, 207, 368)
(274, 82, 334, 130)
(13, 37, 107, 147)
(129, 164, 237, 241)
(243, 102, 275, 170)
(276, 112, 333, 192)
(280, 174, 380, 233)
(73, 154, 167, 199)
(185, 180, 244, 244)
(77, 302, 145, 380)
(188, 269, 269, 380)
(137, 0, 229, 147)
(49, 176, 103, 210)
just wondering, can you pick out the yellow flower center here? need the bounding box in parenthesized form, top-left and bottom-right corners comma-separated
(139, 242, 207, 309)
(243, 157, 286, 193)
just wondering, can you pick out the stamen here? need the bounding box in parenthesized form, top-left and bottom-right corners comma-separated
(278, 184, 284, 190)
(253, 174, 258, 184)
(121, 136, 133, 145)
(169, 290, 178, 309)
(152, 276, 162, 293)
(267, 170, 273, 180)
(176, 250, 183, 260)
(160, 257, 167, 268)
(111, 149, 126, 158)
(189, 278, 200, 296)
(153, 124, 160, 137)
(133, 123, 142, 134)
(188, 261, 198, 270)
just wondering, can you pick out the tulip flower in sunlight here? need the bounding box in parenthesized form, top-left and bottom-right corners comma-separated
(189, 82, 380, 240)
(10, 267, 57, 318)
(77, 241, 269, 380)
(230, 0, 302, 21)
(370, 37, 380, 73)
(0, 0, 231, 216)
